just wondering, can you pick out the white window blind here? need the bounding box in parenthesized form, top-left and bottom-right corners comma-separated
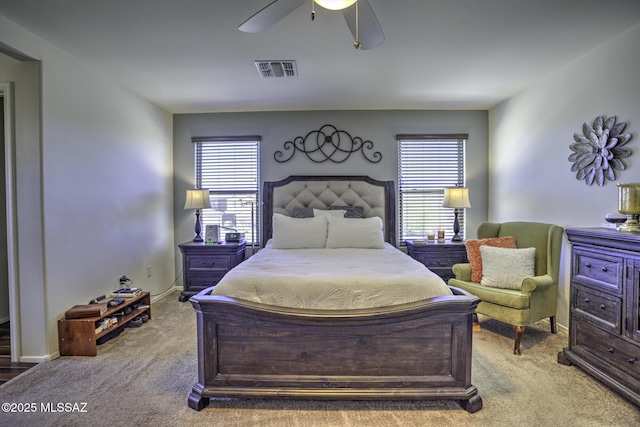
(397, 135, 467, 243)
(192, 137, 261, 244)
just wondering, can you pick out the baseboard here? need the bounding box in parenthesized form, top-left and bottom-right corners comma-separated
(150, 285, 182, 303)
(538, 317, 568, 334)
(20, 351, 58, 364)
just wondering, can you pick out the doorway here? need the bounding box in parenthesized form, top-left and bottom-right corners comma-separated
(0, 93, 6, 358)
(0, 83, 19, 363)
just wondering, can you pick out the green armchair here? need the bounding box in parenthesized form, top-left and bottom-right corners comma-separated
(448, 221, 563, 355)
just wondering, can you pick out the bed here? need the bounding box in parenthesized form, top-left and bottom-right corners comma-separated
(188, 175, 482, 413)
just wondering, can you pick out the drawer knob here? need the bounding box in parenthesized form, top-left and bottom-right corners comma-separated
(601, 266, 608, 272)
(608, 347, 614, 353)
(585, 262, 592, 268)
(628, 357, 637, 364)
(600, 304, 606, 310)
(584, 297, 590, 303)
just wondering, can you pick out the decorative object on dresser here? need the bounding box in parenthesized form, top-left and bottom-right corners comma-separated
(184, 189, 211, 242)
(273, 124, 382, 164)
(617, 183, 640, 232)
(178, 241, 246, 302)
(442, 186, 471, 242)
(406, 240, 468, 282)
(449, 221, 563, 355)
(558, 228, 640, 407)
(568, 115, 632, 186)
(58, 292, 151, 356)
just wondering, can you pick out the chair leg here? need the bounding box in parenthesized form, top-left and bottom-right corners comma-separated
(550, 316, 558, 334)
(513, 326, 525, 356)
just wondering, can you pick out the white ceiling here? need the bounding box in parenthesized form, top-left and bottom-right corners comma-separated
(1, 0, 639, 113)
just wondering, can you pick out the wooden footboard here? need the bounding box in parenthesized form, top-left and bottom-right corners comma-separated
(188, 286, 482, 413)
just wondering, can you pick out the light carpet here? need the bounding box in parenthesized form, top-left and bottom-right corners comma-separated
(0, 291, 638, 427)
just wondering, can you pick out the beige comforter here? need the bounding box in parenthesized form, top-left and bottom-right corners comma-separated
(210, 241, 452, 309)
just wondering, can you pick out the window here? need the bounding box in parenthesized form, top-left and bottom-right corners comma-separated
(397, 134, 467, 243)
(192, 137, 261, 245)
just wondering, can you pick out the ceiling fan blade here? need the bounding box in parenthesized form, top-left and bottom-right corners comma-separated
(239, 0, 307, 33)
(343, 0, 384, 50)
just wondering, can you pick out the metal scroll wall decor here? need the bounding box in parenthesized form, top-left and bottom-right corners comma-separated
(274, 124, 382, 164)
(569, 115, 632, 186)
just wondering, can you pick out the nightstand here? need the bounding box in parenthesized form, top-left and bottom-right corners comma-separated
(178, 241, 246, 302)
(406, 240, 468, 282)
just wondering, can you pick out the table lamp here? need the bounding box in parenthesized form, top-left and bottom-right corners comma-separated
(443, 187, 471, 242)
(184, 189, 211, 242)
(618, 183, 640, 232)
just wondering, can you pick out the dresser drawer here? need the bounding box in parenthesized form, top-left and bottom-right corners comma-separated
(186, 255, 231, 271)
(429, 267, 456, 282)
(187, 272, 227, 290)
(573, 320, 640, 383)
(408, 245, 467, 266)
(573, 286, 622, 334)
(573, 248, 623, 293)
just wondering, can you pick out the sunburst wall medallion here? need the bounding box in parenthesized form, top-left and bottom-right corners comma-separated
(569, 115, 632, 186)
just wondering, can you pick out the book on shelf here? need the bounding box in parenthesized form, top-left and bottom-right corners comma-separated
(111, 287, 142, 298)
(65, 303, 108, 319)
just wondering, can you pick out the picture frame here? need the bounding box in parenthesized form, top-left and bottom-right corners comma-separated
(205, 224, 219, 244)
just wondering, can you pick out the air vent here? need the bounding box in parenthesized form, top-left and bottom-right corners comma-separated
(255, 60, 297, 78)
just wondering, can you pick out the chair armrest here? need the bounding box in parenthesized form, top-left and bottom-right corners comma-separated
(521, 274, 554, 293)
(452, 263, 472, 281)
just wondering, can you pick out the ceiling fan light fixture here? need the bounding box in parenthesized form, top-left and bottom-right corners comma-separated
(314, 0, 358, 11)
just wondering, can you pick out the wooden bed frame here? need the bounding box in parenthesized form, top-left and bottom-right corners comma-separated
(188, 176, 482, 413)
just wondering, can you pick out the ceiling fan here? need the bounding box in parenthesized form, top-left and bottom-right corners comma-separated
(239, 0, 384, 50)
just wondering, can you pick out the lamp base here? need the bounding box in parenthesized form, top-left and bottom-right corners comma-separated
(451, 209, 463, 242)
(451, 234, 463, 242)
(193, 209, 204, 242)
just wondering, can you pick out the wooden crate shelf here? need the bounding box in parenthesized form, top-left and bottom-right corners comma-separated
(58, 292, 151, 356)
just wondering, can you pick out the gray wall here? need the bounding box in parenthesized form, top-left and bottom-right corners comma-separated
(489, 23, 640, 328)
(0, 15, 175, 361)
(173, 110, 489, 272)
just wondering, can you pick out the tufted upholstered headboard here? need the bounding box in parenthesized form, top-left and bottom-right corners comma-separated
(262, 175, 396, 246)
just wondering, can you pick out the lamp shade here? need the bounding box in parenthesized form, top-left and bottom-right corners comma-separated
(184, 189, 211, 210)
(443, 187, 471, 209)
(315, 0, 358, 10)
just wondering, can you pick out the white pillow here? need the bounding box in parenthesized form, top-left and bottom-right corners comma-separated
(325, 216, 385, 249)
(480, 246, 536, 290)
(313, 208, 347, 218)
(272, 213, 327, 249)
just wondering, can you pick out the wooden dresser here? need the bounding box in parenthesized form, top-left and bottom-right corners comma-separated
(559, 228, 640, 407)
(406, 240, 468, 281)
(178, 241, 246, 302)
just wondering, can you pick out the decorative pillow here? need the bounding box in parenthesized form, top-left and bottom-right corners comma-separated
(330, 205, 365, 218)
(325, 216, 385, 249)
(313, 208, 347, 218)
(272, 213, 327, 249)
(480, 246, 536, 290)
(292, 207, 314, 218)
(293, 206, 365, 219)
(465, 236, 517, 283)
